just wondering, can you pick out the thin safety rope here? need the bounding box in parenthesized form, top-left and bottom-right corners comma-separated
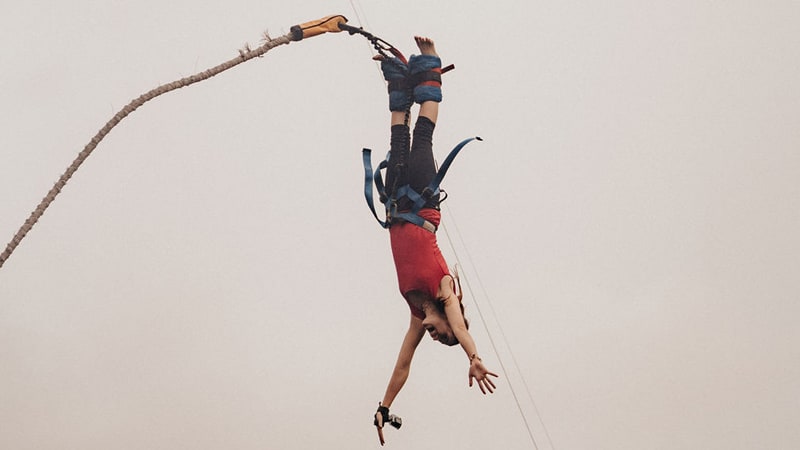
(347, 2, 411, 126)
(348, 0, 370, 31)
(441, 203, 555, 450)
(348, 0, 384, 83)
(0, 31, 294, 270)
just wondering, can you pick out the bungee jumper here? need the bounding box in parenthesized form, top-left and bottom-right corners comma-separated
(360, 35, 498, 446)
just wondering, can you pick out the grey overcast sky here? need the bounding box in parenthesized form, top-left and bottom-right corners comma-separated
(2, 1, 799, 449)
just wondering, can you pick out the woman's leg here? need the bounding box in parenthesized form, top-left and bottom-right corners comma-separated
(385, 115, 410, 200)
(405, 37, 441, 208)
(384, 36, 442, 209)
(413, 36, 440, 124)
(405, 114, 438, 208)
(391, 111, 407, 127)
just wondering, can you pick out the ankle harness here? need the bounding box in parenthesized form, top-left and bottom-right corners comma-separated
(362, 136, 482, 233)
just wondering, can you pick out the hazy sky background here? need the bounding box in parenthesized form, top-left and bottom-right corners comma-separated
(2, 1, 799, 449)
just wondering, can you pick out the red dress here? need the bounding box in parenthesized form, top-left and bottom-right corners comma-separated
(389, 209, 450, 319)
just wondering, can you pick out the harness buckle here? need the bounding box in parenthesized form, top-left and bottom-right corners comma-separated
(420, 187, 436, 201)
(386, 200, 398, 225)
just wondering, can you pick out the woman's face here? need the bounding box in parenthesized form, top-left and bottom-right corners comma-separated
(422, 312, 457, 346)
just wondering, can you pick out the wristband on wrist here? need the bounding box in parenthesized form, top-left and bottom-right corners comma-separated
(374, 404, 390, 426)
(374, 403, 402, 430)
(470, 353, 482, 362)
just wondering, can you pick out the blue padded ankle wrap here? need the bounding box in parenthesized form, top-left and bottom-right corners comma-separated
(389, 91, 412, 112)
(409, 54, 441, 74)
(409, 54, 442, 104)
(381, 58, 412, 112)
(413, 85, 442, 104)
(381, 57, 408, 81)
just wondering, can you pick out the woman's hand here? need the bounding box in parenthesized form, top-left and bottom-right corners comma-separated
(468, 357, 499, 394)
(374, 410, 386, 446)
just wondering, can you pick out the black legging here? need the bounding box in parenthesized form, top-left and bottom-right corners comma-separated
(385, 116, 440, 212)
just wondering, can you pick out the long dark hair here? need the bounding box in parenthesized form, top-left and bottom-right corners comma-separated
(433, 298, 469, 330)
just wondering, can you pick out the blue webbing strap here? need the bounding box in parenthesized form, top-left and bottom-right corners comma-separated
(362, 136, 482, 230)
(422, 136, 482, 200)
(362, 148, 389, 228)
(390, 184, 428, 228)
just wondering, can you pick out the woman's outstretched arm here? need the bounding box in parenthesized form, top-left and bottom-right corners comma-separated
(374, 314, 424, 445)
(440, 279, 499, 394)
(380, 313, 426, 408)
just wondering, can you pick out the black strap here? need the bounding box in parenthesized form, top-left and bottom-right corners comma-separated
(410, 70, 442, 86)
(374, 405, 390, 427)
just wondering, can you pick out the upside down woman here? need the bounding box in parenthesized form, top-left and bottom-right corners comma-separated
(371, 36, 498, 444)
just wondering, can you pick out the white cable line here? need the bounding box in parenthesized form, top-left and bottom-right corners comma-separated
(439, 211, 541, 450)
(347, 0, 384, 83)
(348, 0, 371, 31)
(441, 202, 557, 450)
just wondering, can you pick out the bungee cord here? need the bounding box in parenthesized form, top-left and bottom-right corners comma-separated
(0, 16, 349, 270)
(0, 32, 289, 269)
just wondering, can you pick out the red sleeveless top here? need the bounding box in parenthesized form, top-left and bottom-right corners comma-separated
(389, 209, 450, 319)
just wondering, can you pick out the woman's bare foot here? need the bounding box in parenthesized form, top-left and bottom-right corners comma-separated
(414, 36, 438, 56)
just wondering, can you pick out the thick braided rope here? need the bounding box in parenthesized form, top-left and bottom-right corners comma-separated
(0, 32, 294, 270)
